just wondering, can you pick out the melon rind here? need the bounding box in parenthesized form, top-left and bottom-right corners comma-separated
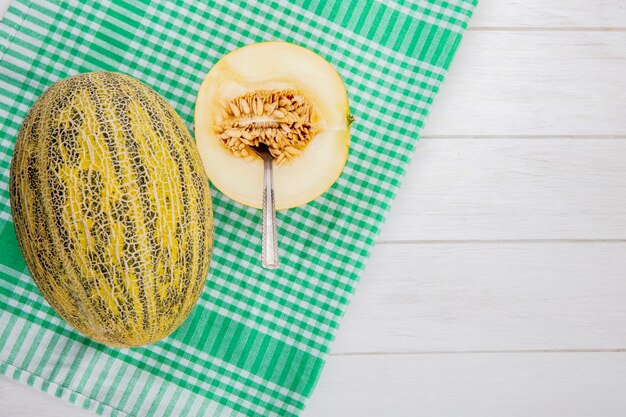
(10, 72, 213, 348)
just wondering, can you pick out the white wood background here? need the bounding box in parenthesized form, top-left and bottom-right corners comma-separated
(2, 1, 626, 416)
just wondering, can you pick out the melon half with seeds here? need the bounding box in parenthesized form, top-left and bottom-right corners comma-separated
(195, 42, 351, 210)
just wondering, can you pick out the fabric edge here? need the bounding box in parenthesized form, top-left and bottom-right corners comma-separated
(0, 0, 480, 415)
(0, 0, 33, 62)
(298, 1, 478, 410)
(1, 361, 125, 417)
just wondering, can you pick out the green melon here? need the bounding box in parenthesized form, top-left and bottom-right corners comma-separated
(9, 72, 213, 347)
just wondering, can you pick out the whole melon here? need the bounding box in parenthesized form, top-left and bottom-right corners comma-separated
(9, 72, 213, 348)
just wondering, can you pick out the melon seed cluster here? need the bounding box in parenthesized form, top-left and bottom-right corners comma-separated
(215, 90, 317, 165)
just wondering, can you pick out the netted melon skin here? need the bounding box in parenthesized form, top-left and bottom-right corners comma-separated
(9, 72, 213, 347)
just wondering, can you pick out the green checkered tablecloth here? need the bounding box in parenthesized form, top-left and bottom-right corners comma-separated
(0, 1, 476, 416)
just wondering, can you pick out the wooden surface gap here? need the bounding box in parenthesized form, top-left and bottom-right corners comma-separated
(377, 239, 626, 245)
(421, 134, 626, 140)
(468, 27, 626, 32)
(331, 348, 626, 356)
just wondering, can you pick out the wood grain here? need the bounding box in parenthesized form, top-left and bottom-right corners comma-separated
(471, 1, 626, 28)
(333, 242, 626, 353)
(304, 352, 626, 417)
(423, 32, 626, 136)
(379, 138, 626, 241)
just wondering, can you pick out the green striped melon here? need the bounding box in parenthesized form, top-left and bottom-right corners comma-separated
(9, 72, 213, 348)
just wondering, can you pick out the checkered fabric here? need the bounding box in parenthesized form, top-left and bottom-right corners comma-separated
(0, 1, 476, 416)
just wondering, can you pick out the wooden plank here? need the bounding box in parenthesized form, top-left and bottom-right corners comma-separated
(332, 242, 626, 354)
(379, 138, 626, 241)
(471, 1, 626, 28)
(5, 352, 626, 417)
(304, 352, 626, 417)
(0, 376, 94, 417)
(423, 32, 626, 136)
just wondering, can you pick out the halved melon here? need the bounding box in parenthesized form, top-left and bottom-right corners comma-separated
(195, 41, 351, 210)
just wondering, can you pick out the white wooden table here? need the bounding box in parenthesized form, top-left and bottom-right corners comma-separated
(2, 1, 626, 416)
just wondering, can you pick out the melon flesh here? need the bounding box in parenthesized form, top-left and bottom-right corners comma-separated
(195, 42, 350, 210)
